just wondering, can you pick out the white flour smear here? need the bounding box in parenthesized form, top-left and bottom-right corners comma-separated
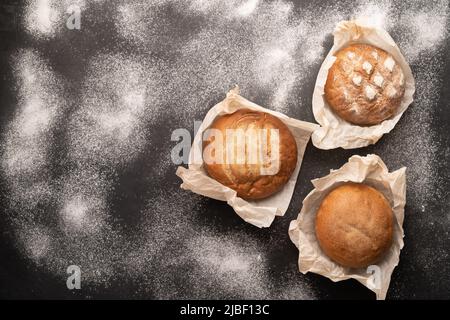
(124, 191, 316, 298)
(1, 0, 448, 298)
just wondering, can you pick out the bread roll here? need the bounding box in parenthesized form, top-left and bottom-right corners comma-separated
(324, 44, 405, 126)
(202, 109, 297, 200)
(315, 183, 393, 268)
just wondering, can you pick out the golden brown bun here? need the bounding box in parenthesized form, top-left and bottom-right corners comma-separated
(202, 109, 297, 200)
(315, 183, 393, 268)
(324, 44, 405, 126)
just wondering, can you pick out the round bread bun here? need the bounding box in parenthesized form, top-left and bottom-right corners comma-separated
(315, 183, 393, 268)
(202, 109, 297, 200)
(324, 43, 405, 126)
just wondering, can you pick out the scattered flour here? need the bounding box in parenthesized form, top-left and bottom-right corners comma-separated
(1, 49, 64, 215)
(58, 168, 112, 234)
(24, 0, 59, 37)
(184, 234, 271, 299)
(119, 188, 317, 299)
(235, 0, 260, 17)
(24, 0, 87, 39)
(68, 52, 163, 167)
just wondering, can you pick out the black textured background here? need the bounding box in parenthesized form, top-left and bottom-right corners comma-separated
(0, 0, 449, 299)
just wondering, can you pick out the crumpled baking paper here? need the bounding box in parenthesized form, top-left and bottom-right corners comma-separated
(288, 154, 406, 299)
(311, 19, 415, 149)
(176, 87, 318, 228)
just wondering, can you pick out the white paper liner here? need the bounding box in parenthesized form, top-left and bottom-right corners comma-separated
(288, 154, 406, 299)
(311, 19, 415, 149)
(176, 87, 318, 228)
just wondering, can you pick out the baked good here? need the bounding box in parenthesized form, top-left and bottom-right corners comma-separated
(324, 43, 405, 126)
(315, 183, 393, 268)
(202, 109, 297, 200)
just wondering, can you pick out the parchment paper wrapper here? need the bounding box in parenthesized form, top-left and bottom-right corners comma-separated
(311, 19, 415, 149)
(288, 154, 406, 299)
(176, 87, 318, 228)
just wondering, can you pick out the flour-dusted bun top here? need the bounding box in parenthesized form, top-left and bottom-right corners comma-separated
(202, 109, 297, 200)
(315, 183, 393, 268)
(325, 44, 405, 126)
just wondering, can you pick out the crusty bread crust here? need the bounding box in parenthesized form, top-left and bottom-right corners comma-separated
(315, 183, 393, 268)
(324, 44, 405, 126)
(203, 109, 297, 200)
